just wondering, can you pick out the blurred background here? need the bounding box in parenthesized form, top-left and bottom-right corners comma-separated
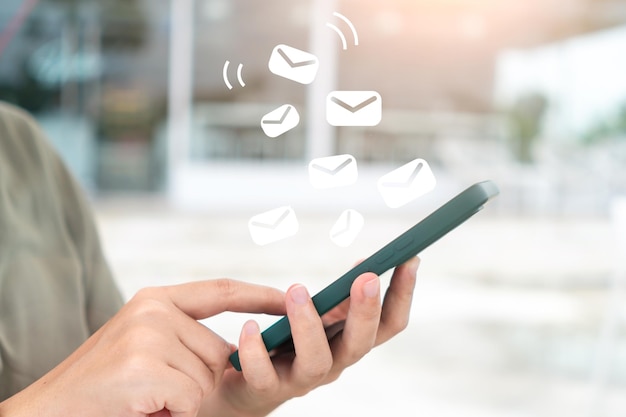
(2, 0, 626, 416)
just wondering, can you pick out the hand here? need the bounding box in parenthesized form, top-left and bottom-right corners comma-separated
(203, 257, 420, 417)
(0, 279, 285, 417)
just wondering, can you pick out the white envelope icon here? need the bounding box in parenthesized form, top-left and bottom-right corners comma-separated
(377, 158, 436, 208)
(268, 44, 319, 85)
(330, 209, 364, 247)
(326, 91, 382, 126)
(308, 154, 358, 189)
(261, 104, 300, 138)
(248, 206, 299, 246)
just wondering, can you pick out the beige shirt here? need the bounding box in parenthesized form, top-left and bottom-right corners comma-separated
(0, 102, 123, 400)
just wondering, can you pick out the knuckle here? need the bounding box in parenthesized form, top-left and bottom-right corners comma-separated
(132, 397, 162, 416)
(122, 352, 153, 375)
(325, 368, 342, 384)
(199, 376, 214, 397)
(207, 340, 231, 368)
(133, 286, 163, 301)
(182, 384, 204, 412)
(203, 341, 231, 386)
(343, 345, 370, 366)
(214, 278, 238, 299)
(290, 388, 306, 398)
(248, 376, 280, 396)
(128, 297, 171, 321)
(115, 306, 172, 351)
(117, 322, 163, 352)
(219, 339, 233, 359)
(300, 357, 332, 382)
(387, 315, 409, 334)
(196, 366, 217, 396)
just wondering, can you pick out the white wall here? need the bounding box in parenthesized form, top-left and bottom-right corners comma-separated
(494, 25, 626, 141)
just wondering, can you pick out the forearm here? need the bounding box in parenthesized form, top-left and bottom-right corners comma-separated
(0, 377, 66, 417)
(0, 393, 33, 417)
(198, 386, 281, 417)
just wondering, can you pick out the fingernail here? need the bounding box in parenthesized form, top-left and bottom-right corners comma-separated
(290, 285, 309, 305)
(243, 320, 259, 336)
(408, 257, 420, 276)
(363, 276, 379, 298)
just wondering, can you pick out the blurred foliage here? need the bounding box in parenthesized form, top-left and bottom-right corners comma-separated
(583, 103, 626, 143)
(97, 87, 162, 142)
(100, 1, 148, 50)
(506, 93, 548, 163)
(42, 0, 148, 50)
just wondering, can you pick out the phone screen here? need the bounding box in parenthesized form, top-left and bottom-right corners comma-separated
(230, 180, 499, 371)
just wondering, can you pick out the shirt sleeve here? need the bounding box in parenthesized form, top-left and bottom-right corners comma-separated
(0, 102, 124, 400)
(45, 137, 125, 333)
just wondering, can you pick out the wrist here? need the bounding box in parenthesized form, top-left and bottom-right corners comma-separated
(0, 388, 46, 417)
(200, 391, 279, 417)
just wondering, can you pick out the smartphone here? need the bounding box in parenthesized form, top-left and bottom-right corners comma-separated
(230, 180, 499, 371)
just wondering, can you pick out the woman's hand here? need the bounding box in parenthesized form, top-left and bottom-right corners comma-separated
(0, 279, 285, 417)
(204, 257, 420, 417)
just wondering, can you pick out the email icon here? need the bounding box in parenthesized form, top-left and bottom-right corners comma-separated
(308, 154, 358, 189)
(248, 206, 299, 246)
(329, 209, 364, 247)
(377, 158, 436, 208)
(268, 44, 319, 85)
(261, 104, 300, 138)
(326, 91, 382, 126)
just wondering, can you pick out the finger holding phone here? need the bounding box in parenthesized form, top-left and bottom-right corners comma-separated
(211, 181, 499, 416)
(0, 181, 491, 417)
(201, 258, 419, 417)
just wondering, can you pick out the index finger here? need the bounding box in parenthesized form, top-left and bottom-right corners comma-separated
(164, 279, 286, 320)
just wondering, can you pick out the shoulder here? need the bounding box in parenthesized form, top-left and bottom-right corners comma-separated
(0, 101, 41, 134)
(0, 101, 60, 172)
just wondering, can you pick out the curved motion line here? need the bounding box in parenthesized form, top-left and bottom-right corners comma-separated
(236, 63, 245, 87)
(333, 12, 359, 46)
(326, 23, 348, 50)
(223, 60, 233, 90)
(223, 61, 245, 89)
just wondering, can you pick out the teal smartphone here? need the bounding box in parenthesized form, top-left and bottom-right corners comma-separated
(230, 180, 499, 371)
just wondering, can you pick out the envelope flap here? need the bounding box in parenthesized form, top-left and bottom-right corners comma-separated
(380, 159, 427, 186)
(329, 91, 380, 109)
(250, 206, 292, 228)
(309, 154, 355, 173)
(275, 44, 318, 66)
(262, 105, 294, 124)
